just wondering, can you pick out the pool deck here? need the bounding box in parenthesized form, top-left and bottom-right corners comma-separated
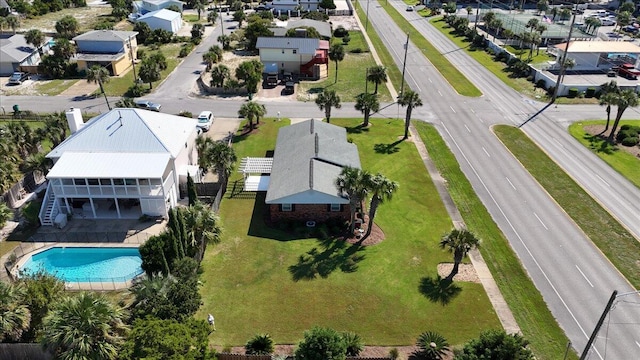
(0, 218, 167, 290)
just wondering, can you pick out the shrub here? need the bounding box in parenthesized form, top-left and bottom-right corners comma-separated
(126, 84, 146, 98)
(295, 326, 347, 360)
(567, 88, 579, 98)
(342, 332, 364, 356)
(350, 48, 363, 53)
(245, 334, 275, 355)
(455, 329, 533, 359)
(278, 15, 289, 21)
(536, 79, 546, 89)
(620, 137, 639, 146)
(178, 111, 193, 118)
(334, 26, 348, 37)
(179, 43, 194, 57)
(586, 87, 596, 98)
(342, 34, 351, 44)
(389, 348, 399, 360)
(137, 48, 147, 60)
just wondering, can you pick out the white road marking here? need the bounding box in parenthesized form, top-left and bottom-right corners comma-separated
(553, 137, 565, 148)
(470, 108, 475, 114)
(534, 212, 548, 230)
(506, 177, 516, 190)
(482, 147, 490, 157)
(595, 174, 611, 187)
(438, 90, 443, 97)
(636, 341, 640, 349)
(428, 78, 433, 83)
(450, 106, 456, 113)
(464, 124, 471, 133)
(440, 121, 602, 360)
(576, 265, 594, 288)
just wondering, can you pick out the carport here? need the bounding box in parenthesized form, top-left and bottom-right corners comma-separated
(238, 157, 272, 191)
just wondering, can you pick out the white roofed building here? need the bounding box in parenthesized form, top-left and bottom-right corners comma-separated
(39, 108, 201, 226)
(552, 41, 640, 71)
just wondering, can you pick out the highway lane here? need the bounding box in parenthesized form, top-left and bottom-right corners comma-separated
(372, 1, 640, 358)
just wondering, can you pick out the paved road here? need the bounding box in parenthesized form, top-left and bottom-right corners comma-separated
(371, 1, 640, 358)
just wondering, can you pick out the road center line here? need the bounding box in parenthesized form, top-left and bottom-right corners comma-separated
(552, 137, 565, 148)
(428, 78, 433, 83)
(482, 147, 490, 157)
(594, 174, 611, 187)
(533, 212, 548, 230)
(464, 124, 471, 133)
(438, 90, 443, 97)
(450, 106, 456, 113)
(470, 108, 475, 114)
(575, 265, 594, 288)
(636, 341, 640, 349)
(506, 177, 516, 190)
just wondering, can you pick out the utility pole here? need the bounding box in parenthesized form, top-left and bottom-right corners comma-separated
(400, 32, 409, 97)
(474, 1, 480, 31)
(551, 3, 577, 102)
(129, 35, 137, 83)
(580, 290, 618, 360)
(365, 0, 370, 31)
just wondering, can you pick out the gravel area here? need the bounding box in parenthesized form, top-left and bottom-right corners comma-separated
(437, 263, 481, 283)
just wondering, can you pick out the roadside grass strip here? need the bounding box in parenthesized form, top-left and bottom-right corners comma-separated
(415, 122, 578, 360)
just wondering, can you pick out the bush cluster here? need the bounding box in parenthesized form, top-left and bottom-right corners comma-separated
(616, 124, 640, 146)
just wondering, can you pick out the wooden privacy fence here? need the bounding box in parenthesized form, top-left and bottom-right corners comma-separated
(2, 171, 46, 208)
(0, 343, 53, 360)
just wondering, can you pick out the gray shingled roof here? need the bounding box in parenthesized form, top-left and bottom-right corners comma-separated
(73, 30, 138, 42)
(265, 119, 361, 204)
(256, 37, 320, 55)
(0, 34, 50, 63)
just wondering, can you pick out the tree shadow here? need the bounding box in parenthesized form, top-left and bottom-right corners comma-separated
(583, 133, 618, 155)
(288, 238, 366, 281)
(345, 124, 370, 134)
(418, 275, 462, 306)
(374, 139, 403, 154)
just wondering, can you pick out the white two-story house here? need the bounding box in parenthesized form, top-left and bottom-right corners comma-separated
(39, 108, 200, 226)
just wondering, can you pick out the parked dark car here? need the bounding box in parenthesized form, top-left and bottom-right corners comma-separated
(135, 100, 162, 112)
(283, 82, 295, 95)
(8, 72, 29, 85)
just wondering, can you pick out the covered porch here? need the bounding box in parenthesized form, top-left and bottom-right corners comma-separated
(238, 157, 273, 191)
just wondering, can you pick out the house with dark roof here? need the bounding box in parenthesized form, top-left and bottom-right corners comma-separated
(39, 108, 200, 226)
(73, 30, 138, 76)
(265, 119, 361, 222)
(0, 34, 52, 76)
(256, 37, 329, 79)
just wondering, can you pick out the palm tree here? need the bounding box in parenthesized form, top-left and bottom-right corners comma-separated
(0, 202, 13, 228)
(355, 92, 379, 127)
(414, 331, 449, 360)
(488, 18, 502, 41)
(0, 282, 31, 342)
(86, 65, 112, 110)
(41, 292, 128, 360)
(364, 173, 398, 238)
(207, 10, 218, 25)
(6, 122, 39, 158)
(195, 0, 205, 20)
(245, 334, 275, 355)
(526, 18, 540, 34)
(129, 275, 174, 319)
(397, 90, 423, 140)
(366, 65, 387, 94)
(598, 81, 620, 134)
(607, 89, 639, 143)
(202, 50, 220, 71)
(115, 97, 137, 108)
(36, 112, 69, 148)
(55, 15, 79, 39)
(559, 8, 571, 23)
(528, 32, 541, 60)
(23, 153, 52, 177)
(6, 15, 19, 34)
(315, 89, 341, 124)
(482, 11, 496, 26)
(197, 137, 237, 184)
(24, 29, 45, 55)
(328, 44, 345, 83)
(184, 201, 222, 261)
(335, 167, 370, 234)
(238, 101, 267, 131)
(217, 34, 231, 50)
(210, 64, 230, 88)
(439, 229, 480, 280)
(139, 59, 161, 89)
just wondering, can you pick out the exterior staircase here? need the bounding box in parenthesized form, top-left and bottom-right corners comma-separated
(38, 184, 58, 226)
(300, 52, 328, 77)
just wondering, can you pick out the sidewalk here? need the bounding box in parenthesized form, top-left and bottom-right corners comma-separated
(352, 9, 521, 334)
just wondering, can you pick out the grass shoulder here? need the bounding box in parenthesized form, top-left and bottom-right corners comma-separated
(377, 4, 481, 97)
(414, 122, 577, 360)
(198, 118, 499, 346)
(568, 120, 640, 188)
(494, 124, 640, 289)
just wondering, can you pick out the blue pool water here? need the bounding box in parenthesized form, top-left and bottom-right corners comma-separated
(21, 247, 143, 282)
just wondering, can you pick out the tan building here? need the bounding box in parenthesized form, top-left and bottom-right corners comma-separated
(73, 30, 138, 76)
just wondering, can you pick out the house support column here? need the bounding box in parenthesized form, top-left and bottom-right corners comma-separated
(114, 198, 121, 218)
(63, 197, 71, 215)
(89, 198, 97, 218)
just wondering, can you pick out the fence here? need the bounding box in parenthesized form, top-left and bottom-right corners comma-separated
(0, 343, 53, 360)
(26, 231, 151, 244)
(1, 171, 46, 208)
(217, 355, 389, 360)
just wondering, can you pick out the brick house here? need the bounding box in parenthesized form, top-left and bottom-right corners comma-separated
(265, 119, 361, 222)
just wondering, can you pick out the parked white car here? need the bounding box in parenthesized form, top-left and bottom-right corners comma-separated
(600, 18, 616, 26)
(197, 111, 214, 132)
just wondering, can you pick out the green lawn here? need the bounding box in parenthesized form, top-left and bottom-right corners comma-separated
(298, 53, 392, 102)
(330, 31, 369, 54)
(101, 43, 184, 97)
(374, 4, 482, 97)
(34, 79, 79, 96)
(414, 122, 577, 360)
(0, 240, 20, 258)
(568, 120, 640, 188)
(494, 125, 640, 289)
(198, 118, 500, 347)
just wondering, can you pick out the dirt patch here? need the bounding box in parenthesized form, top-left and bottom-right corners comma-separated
(330, 15, 362, 31)
(582, 124, 640, 158)
(13, 6, 113, 33)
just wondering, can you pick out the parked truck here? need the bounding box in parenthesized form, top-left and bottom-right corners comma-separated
(265, 72, 278, 87)
(614, 63, 640, 80)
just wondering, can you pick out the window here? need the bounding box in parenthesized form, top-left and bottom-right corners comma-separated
(282, 204, 292, 212)
(125, 179, 137, 186)
(87, 179, 99, 186)
(330, 204, 341, 212)
(99, 179, 112, 185)
(73, 178, 86, 185)
(113, 179, 124, 185)
(293, 49, 297, 54)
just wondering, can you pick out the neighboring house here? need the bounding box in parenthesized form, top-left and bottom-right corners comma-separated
(0, 34, 52, 76)
(73, 30, 138, 76)
(39, 108, 200, 226)
(132, 0, 184, 15)
(269, 0, 302, 12)
(551, 41, 640, 71)
(270, 19, 332, 40)
(265, 119, 361, 222)
(137, 9, 182, 33)
(256, 37, 329, 79)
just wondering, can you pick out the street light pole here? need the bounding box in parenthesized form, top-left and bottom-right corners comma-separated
(474, 0, 480, 31)
(400, 32, 409, 97)
(579, 290, 618, 360)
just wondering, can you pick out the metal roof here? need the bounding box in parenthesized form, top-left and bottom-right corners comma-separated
(47, 108, 198, 160)
(555, 41, 640, 54)
(265, 119, 360, 204)
(138, 8, 181, 21)
(256, 37, 320, 54)
(239, 157, 273, 174)
(47, 152, 170, 178)
(75, 53, 125, 61)
(0, 34, 51, 63)
(73, 30, 138, 42)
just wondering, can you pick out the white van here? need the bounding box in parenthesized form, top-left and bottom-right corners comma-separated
(197, 111, 214, 132)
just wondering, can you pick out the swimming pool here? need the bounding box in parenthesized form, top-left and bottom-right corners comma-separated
(21, 247, 143, 283)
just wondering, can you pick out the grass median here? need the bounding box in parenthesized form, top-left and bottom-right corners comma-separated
(414, 122, 577, 360)
(494, 125, 640, 289)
